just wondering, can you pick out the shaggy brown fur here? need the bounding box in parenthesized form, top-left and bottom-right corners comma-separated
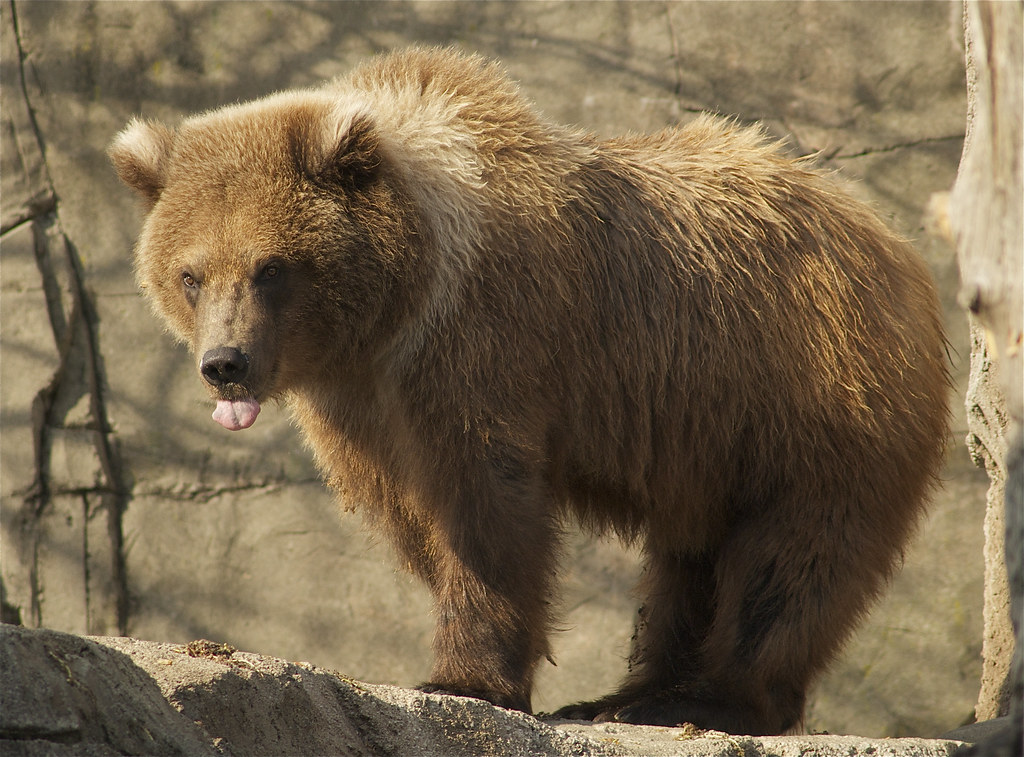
(109, 47, 949, 735)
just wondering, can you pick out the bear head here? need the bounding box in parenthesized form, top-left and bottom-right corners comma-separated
(109, 93, 423, 429)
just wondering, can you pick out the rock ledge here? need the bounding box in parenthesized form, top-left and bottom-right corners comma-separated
(0, 625, 964, 756)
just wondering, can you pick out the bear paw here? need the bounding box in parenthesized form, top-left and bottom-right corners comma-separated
(550, 694, 777, 735)
(416, 681, 531, 714)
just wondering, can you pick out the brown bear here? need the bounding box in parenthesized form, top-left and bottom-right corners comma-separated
(109, 47, 949, 735)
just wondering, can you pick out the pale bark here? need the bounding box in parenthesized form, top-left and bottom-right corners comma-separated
(946, 0, 1023, 725)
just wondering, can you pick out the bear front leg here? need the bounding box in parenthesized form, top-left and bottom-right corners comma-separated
(416, 455, 560, 714)
(421, 576, 548, 712)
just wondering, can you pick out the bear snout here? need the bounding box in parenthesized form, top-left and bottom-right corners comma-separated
(200, 346, 249, 387)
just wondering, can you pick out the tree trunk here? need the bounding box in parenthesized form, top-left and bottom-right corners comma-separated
(946, 0, 1023, 731)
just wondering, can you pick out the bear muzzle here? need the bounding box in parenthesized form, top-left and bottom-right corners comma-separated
(200, 347, 262, 431)
(201, 346, 249, 386)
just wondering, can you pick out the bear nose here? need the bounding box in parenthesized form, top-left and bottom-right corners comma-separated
(200, 347, 249, 387)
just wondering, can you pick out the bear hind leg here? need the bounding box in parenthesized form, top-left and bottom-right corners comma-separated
(602, 488, 901, 735)
(554, 497, 880, 735)
(551, 548, 737, 725)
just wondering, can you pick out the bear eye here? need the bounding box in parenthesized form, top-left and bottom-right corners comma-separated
(258, 262, 281, 281)
(182, 272, 198, 288)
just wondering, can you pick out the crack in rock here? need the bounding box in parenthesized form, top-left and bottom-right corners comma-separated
(4, 0, 128, 636)
(827, 134, 965, 161)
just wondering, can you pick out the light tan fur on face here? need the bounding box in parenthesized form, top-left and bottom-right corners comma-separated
(110, 47, 949, 735)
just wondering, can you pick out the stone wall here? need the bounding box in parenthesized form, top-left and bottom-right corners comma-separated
(1, 0, 984, 737)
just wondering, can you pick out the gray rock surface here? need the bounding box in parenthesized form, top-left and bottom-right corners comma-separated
(0, 0, 990, 739)
(0, 625, 967, 757)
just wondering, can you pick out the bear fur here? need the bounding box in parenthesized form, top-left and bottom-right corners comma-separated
(109, 47, 949, 735)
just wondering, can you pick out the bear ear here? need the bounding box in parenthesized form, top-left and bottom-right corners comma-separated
(295, 106, 381, 188)
(108, 118, 175, 206)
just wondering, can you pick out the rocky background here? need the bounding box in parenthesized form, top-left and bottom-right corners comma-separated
(0, 0, 995, 740)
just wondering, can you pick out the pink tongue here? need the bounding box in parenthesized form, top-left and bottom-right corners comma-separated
(212, 398, 261, 431)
